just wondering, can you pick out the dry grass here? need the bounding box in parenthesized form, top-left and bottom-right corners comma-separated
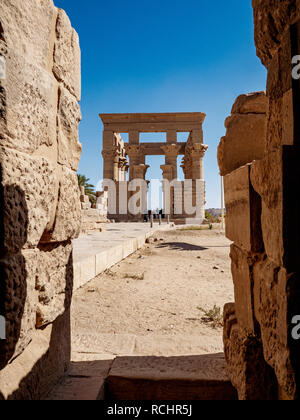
(198, 305, 223, 329)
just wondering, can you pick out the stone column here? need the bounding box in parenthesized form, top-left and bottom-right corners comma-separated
(161, 144, 181, 181)
(160, 164, 174, 216)
(132, 164, 150, 180)
(118, 157, 128, 181)
(190, 144, 208, 180)
(126, 145, 144, 180)
(102, 149, 116, 181)
(102, 130, 117, 181)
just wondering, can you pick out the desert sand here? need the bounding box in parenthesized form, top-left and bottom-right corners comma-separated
(71, 228, 234, 357)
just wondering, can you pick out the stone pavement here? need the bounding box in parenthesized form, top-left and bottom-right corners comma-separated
(73, 222, 173, 290)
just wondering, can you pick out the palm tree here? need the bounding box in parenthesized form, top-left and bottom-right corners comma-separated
(77, 174, 96, 205)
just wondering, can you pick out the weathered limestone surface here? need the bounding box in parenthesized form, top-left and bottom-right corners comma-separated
(49, 166, 81, 242)
(231, 91, 268, 114)
(0, 0, 57, 69)
(0, 147, 56, 252)
(36, 242, 73, 328)
(223, 303, 278, 400)
(0, 0, 81, 400)
(220, 1, 300, 400)
(53, 9, 81, 101)
(0, 250, 38, 369)
(57, 86, 82, 171)
(224, 164, 263, 253)
(218, 92, 268, 176)
(252, 0, 300, 68)
(0, 43, 58, 154)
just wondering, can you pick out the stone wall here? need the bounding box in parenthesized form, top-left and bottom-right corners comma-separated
(0, 0, 81, 399)
(219, 0, 300, 400)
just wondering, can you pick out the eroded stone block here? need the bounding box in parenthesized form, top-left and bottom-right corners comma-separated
(0, 0, 57, 70)
(49, 165, 81, 242)
(0, 250, 38, 370)
(253, 259, 295, 399)
(53, 9, 81, 101)
(231, 91, 268, 115)
(57, 86, 82, 171)
(0, 42, 57, 154)
(223, 302, 278, 400)
(218, 113, 267, 176)
(229, 245, 256, 334)
(36, 242, 73, 328)
(0, 147, 56, 253)
(252, 0, 300, 68)
(224, 165, 263, 253)
(251, 149, 284, 266)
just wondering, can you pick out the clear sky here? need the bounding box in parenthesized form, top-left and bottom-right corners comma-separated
(54, 0, 267, 208)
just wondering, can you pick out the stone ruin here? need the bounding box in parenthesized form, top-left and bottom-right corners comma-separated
(80, 186, 108, 234)
(100, 113, 208, 224)
(0, 0, 81, 399)
(219, 0, 300, 400)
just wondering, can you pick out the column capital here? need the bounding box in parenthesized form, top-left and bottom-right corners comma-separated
(132, 164, 149, 179)
(126, 144, 145, 157)
(188, 144, 208, 158)
(102, 144, 119, 157)
(160, 164, 173, 175)
(160, 144, 181, 156)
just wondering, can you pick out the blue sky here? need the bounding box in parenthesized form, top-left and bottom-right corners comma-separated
(54, 0, 267, 208)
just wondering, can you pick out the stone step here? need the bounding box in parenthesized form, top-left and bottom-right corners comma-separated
(106, 354, 238, 400)
(45, 355, 114, 401)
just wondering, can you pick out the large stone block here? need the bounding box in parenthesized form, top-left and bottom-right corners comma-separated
(252, 0, 300, 68)
(53, 9, 81, 101)
(251, 149, 284, 267)
(0, 250, 38, 370)
(49, 166, 81, 242)
(231, 91, 268, 115)
(0, 311, 71, 400)
(229, 245, 256, 335)
(223, 303, 278, 400)
(0, 147, 56, 253)
(224, 165, 263, 253)
(57, 86, 82, 171)
(267, 91, 294, 151)
(36, 242, 73, 328)
(0, 42, 58, 154)
(218, 113, 267, 176)
(0, 0, 57, 70)
(250, 146, 300, 271)
(253, 259, 295, 399)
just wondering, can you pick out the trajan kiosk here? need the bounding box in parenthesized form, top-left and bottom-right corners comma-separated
(99, 112, 208, 223)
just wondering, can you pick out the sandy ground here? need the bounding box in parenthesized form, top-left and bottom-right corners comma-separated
(71, 228, 234, 356)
